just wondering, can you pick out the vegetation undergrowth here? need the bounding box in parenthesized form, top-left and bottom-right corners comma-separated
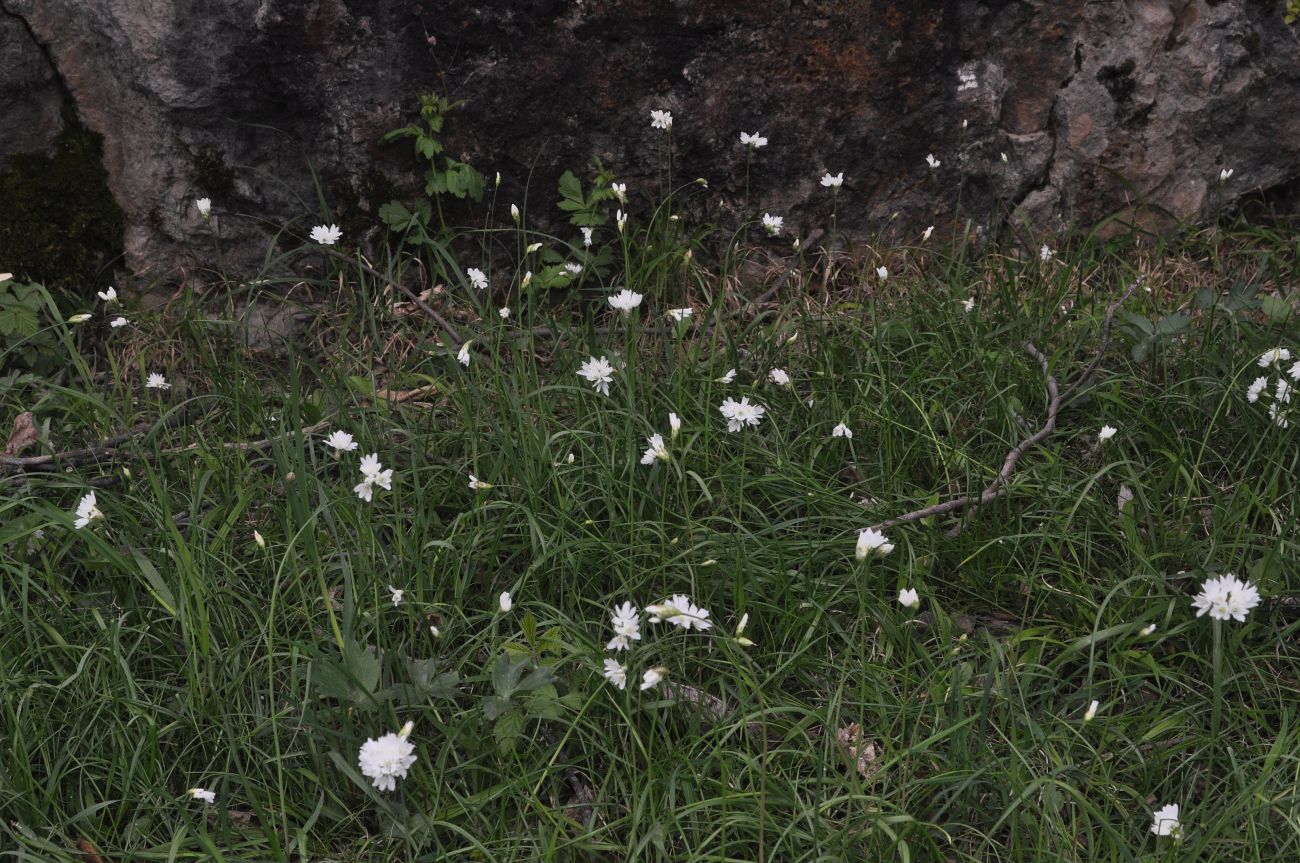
(2, 133, 1300, 863)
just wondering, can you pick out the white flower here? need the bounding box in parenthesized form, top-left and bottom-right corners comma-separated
(310, 224, 342, 245)
(1039, 244, 1053, 262)
(925, 153, 941, 169)
(67, 313, 92, 324)
(1219, 168, 1234, 182)
(616, 209, 627, 233)
(608, 289, 644, 313)
(196, 198, 212, 219)
(856, 528, 894, 559)
(761, 213, 783, 236)
(1290, 361, 1300, 381)
(1098, 425, 1117, 442)
(146, 373, 170, 390)
(832, 422, 852, 439)
(718, 396, 765, 432)
(820, 172, 844, 188)
(110, 316, 128, 328)
(565, 263, 583, 276)
(97, 286, 117, 303)
(1083, 699, 1099, 722)
(1247, 376, 1269, 403)
(510, 203, 521, 223)
(578, 356, 616, 395)
(897, 588, 920, 609)
(1191, 574, 1261, 623)
(457, 341, 472, 367)
(650, 109, 673, 130)
(467, 267, 488, 290)
(498, 306, 510, 319)
(429, 624, 441, 638)
(640, 667, 667, 691)
(581, 226, 594, 247)
(606, 602, 642, 651)
(1258, 348, 1291, 368)
(357, 724, 417, 792)
(734, 612, 755, 647)
(1150, 803, 1181, 839)
(1270, 402, 1291, 428)
(468, 474, 493, 490)
(923, 225, 935, 240)
(73, 491, 102, 529)
(324, 430, 358, 454)
(1000, 151, 1009, 162)
(876, 266, 888, 281)
(388, 585, 405, 605)
(526, 242, 542, 254)
(354, 453, 393, 501)
(253, 530, 265, 548)
(522, 270, 533, 288)
(668, 307, 693, 322)
(611, 182, 627, 204)
(646, 594, 712, 631)
(739, 131, 768, 148)
(669, 412, 681, 438)
(716, 368, 737, 384)
(187, 788, 216, 804)
(499, 591, 513, 613)
(1139, 623, 1157, 636)
(959, 297, 974, 313)
(768, 368, 791, 387)
(640, 433, 670, 465)
(603, 658, 628, 690)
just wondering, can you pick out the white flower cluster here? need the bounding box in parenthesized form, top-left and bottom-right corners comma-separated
(602, 593, 727, 693)
(1246, 347, 1299, 427)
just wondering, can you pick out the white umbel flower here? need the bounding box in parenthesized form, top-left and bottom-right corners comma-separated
(354, 454, 393, 502)
(467, 267, 488, 290)
(640, 666, 667, 691)
(196, 198, 212, 219)
(606, 602, 642, 651)
(97, 286, 117, 303)
(897, 588, 920, 609)
(187, 787, 216, 804)
(357, 722, 417, 792)
(820, 172, 844, 188)
(1150, 803, 1181, 839)
(668, 307, 693, 322)
(650, 109, 673, 130)
(73, 491, 103, 529)
(310, 224, 342, 245)
(324, 430, 358, 454)
(388, 585, 404, 606)
(640, 433, 670, 465)
(146, 373, 170, 390)
(577, 356, 616, 395)
(1259, 347, 1291, 368)
(603, 658, 628, 690)
(646, 594, 712, 631)
(498, 591, 513, 613)
(1247, 376, 1269, 403)
(718, 396, 765, 432)
(761, 213, 783, 236)
(608, 289, 644, 314)
(457, 341, 472, 367)
(739, 131, 768, 149)
(856, 528, 894, 559)
(669, 412, 681, 438)
(768, 368, 791, 387)
(468, 474, 493, 490)
(1098, 425, 1117, 442)
(1191, 574, 1261, 623)
(832, 422, 852, 439)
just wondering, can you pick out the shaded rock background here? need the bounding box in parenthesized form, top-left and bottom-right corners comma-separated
(2, 0, 1298, 284)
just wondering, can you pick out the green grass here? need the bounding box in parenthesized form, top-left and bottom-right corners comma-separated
(2, 212, 1300, 862)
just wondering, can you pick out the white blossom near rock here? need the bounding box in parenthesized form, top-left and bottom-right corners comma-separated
(925, 153, 940, 169)
(739, 131, 767, 148)
(650, 109, 673, 130)
(820, 172, 844, 188)
(310, 224, 341, 245)
(761, 213, 783, 236)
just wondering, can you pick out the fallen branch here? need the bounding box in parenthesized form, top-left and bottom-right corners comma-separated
(865, 277, 1142, 534)
(319, 248, 464, 346)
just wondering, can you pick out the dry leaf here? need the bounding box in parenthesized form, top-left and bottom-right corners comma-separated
(835, 722, 881, 781)
(4, 412, 40, 456)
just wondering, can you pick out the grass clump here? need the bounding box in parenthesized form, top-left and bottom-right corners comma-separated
(2, 163, 1300, 863)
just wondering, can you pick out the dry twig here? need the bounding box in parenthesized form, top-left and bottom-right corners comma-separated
(865, 277, 1142, 534)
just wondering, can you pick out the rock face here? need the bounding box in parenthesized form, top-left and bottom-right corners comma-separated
(2, 0, 1298, 278)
